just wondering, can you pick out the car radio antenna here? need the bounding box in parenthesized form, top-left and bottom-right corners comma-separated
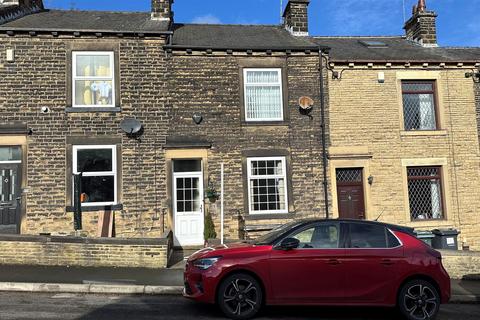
(374, 209, 386, 222)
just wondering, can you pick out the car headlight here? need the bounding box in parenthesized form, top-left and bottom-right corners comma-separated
(193, 257, 221, 270)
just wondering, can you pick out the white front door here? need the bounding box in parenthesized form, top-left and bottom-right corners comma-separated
(173, 160, 204, 247)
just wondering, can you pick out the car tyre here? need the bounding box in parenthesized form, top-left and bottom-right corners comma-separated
(398, 279, 440, 320)
(217, 273, 263, 320)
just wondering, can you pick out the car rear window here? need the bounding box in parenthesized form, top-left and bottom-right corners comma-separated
(349, 223, 387, 248)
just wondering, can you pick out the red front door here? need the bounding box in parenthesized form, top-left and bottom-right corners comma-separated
(268, 222, 345, 302)
(336, 168, 365, 219)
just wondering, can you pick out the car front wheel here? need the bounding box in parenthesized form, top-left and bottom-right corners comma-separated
(217, 273, 262, 320)
(398, 279, 440, 320)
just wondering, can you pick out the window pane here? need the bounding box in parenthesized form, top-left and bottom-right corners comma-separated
(402, 82, 433, 92)
(76, 54, 112, 77)
(251, 160, 283, 176)
(246, 70, 279, 84)
(387, 230, 401, 248)
(80, 176, 114, 203)
(408, 167, 443, 220)
(75, 80, 113, 106)
(292, 224, 339, 249)
(173, 160, 201, 172)
(0, 147, 21, 162)
(349, 223, 387, 248)
(246, 85, 282, 120)
(403, 93, 436, 130)
(77, 148, 113, 172)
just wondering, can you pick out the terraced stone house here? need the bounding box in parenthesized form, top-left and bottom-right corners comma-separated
(1, 0, 480, 251)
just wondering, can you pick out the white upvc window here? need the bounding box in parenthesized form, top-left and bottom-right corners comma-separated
(72, 51, 115, 108)
(72, 145, 117, 206)
(247, 157, 288, 214)
(244, 68, 283, 121)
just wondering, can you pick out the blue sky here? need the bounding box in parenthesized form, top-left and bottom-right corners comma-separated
(45, 0, 479, 47)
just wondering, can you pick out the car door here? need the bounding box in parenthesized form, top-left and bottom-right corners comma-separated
(343, 222, 404, 304)
(268, 222, 346, 303)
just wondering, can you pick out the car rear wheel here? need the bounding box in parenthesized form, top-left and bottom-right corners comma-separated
(398, 279, 440, 320)
(217, 273, 262, 320)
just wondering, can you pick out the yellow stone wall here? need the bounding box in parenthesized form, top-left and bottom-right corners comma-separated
(328, 67, 480, 250)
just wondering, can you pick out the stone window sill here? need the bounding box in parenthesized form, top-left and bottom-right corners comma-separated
(244, 213, 295, 221)
(400, 130, 447, 137)
(66, 107, 121, 113)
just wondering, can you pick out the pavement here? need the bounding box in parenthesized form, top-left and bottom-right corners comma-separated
(0, 265, 479, 303)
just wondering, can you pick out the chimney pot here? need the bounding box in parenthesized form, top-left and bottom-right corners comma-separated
(404, 0, 438, 47)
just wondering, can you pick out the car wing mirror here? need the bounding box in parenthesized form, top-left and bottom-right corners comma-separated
(279, 238, 300, 250)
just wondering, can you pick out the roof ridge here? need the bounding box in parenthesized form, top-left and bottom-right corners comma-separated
(176, 23, 280, 28)
(313, 35, 405, 39)
(46, 9, 149, 15)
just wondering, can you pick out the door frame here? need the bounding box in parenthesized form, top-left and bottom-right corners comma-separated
(330, 158, 371, 220)
(172, 160, 205, 247)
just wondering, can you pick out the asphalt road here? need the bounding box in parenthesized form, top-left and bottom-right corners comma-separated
(0, 292, 479, 320)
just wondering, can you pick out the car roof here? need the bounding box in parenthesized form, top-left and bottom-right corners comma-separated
(298, 218, 415, 236)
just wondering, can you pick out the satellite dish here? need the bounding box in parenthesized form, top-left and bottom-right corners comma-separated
(299, 96, 314, 110)
(120, 118, 143, 134)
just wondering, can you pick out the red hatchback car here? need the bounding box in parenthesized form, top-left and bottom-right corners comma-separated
(184, 219, 450, 320)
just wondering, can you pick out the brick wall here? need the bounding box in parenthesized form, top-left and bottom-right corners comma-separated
(475, 82, 480, 149)
(328, 67, 480, 250)
(0, 34, 169, 238)
(0, 231, 172, 268)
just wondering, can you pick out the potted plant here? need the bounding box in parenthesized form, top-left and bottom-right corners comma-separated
(205, 179, 219, 203)
(204, 211, 217, 247)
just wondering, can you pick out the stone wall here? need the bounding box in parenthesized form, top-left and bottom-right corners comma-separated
(0, 34, 169, 238)
(328, 67, 480, 250)
(0, 230, 172, 268)
(167, 51, 329, 240)
(441, 250, 480, 280)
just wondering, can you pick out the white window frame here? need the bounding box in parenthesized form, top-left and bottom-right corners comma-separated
(72, 51, 115, 108)
(243, 68, 284, 122)
(247, 156, 288, 214)
(72, 145, 117, 207)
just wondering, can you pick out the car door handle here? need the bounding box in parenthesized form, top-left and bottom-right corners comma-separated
(327, 259, 341, 266)
(381, 259, 394, 266)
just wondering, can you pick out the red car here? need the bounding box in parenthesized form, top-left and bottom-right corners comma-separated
(184, 219, 450, 320)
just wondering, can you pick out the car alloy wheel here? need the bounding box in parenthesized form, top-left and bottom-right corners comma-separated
(218, 273, 262, 320)
(399, 280, 440, 320)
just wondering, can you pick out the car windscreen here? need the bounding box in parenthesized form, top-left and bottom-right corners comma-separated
(254, 221, 303, 245)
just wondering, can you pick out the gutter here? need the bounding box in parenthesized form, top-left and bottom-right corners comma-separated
(163, 44, 329, 52)
(318, 47, 330, 219)
(0, 27, 174, 37)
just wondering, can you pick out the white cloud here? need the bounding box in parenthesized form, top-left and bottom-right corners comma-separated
(191, 14, 222, 24)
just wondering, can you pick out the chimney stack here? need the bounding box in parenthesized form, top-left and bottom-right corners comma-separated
(404, 0, 438, 47)
(151, 0, 173, 22)
(283, 0, 310, 36)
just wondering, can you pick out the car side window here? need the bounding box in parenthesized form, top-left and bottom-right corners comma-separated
(349, 223, 387, 249)
(291, 224, 339, 249)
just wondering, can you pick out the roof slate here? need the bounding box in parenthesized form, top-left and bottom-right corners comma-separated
(170, 23, 318, 50)
(311, 37, 480, 63)
(0, 9, 170, 33)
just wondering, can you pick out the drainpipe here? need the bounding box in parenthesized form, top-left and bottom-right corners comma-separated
(318, 47, 330, 219)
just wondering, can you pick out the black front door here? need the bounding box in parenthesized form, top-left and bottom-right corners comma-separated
(0, 164, 21, 234)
